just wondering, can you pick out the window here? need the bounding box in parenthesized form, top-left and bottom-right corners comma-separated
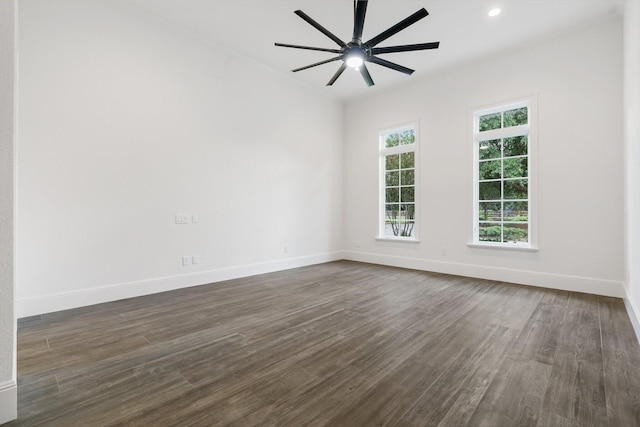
(380, 124, 417, 240)
(473, 99, 534, 248)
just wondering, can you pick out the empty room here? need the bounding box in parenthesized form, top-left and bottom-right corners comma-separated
(2, 0, 640, 425)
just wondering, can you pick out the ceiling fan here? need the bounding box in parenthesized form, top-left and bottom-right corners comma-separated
(275, 0, 440, 87)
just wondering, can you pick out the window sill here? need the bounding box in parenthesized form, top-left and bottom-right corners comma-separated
(376, 237, 421, 244)
(467, 243, 538, 252)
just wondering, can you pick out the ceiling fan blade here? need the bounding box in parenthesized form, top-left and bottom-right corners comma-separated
(360, 63, 374, 86)
(294, 10, 347, 48)
(292, 56, 342, 72)
(327, 63, 347, 86)
(275, 43, 341, 54)
(353, 0, 368, 41)
(368, 56, 414, 75)
(364, 8, 429, 48)
(372, 42, 440, 55)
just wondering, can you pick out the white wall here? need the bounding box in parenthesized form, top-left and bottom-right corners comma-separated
(16, 0, 344, 316)
(624, 0, 640, 336)
(0, 0, 17, 421)
(14, 0, 631, 321)
(344, 17, 625, 297)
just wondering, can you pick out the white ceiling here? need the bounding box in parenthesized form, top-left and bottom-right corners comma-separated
(116, 0, 623, 100)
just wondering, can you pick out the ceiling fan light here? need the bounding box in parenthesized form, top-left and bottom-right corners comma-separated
(346, 54, 364, 68)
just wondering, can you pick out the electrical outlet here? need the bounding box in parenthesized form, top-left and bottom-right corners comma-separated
(284, 246, 289, 254)
(192, 255, 199, 265)
(182, 256, 190, 266)
(191, 214, 199, 223)
(175, 214, 189, 224)
(441, 246, 447, 256)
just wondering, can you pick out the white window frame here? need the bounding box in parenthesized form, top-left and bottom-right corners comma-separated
(378, 122, 419, 242)
(470, 96, 538, 250)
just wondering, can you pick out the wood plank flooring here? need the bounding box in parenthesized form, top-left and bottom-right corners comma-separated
(7, 261, 640, 426)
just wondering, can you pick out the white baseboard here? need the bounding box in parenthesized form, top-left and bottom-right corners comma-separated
(344, 250, 625, 298)
(17, 251, 344, 318)
(623, 291, 640, 345)
(0, 381, 17, 425)
(17, 250, 626, 318)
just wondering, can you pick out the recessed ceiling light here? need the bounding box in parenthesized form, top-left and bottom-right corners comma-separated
(488, 8, 501, 17)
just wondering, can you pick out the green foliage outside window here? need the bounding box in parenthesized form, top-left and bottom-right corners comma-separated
(478, 224, 528, 242)
(479, 107, 527, 131)
(385, 130, 415, 148)
(387, 204, 415, 237)
(383, 128, 416, 238)
(477, 105, 529, 244)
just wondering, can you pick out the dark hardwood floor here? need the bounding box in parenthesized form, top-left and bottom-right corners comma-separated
(8, 261, 640, 426)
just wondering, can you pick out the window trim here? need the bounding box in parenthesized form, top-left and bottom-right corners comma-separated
(469, 96, 538, 250)
(378, 122, 419, 242)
